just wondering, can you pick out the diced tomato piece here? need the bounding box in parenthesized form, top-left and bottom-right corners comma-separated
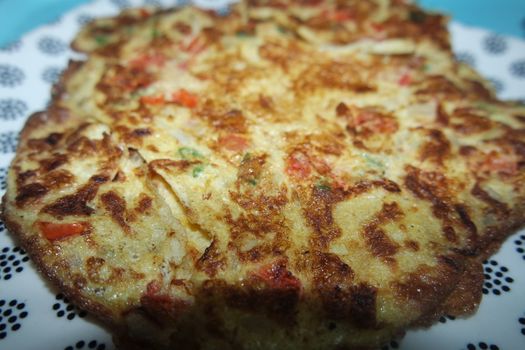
(353, 110, 398, 134)
(139, 8, 150, 18)
(180, 36, 208, 55)
(481, 151, 518, 175)
(333, 9, 354, 22)
(371, 22, 384, 32)
(171, 89, 198, 108)
(217, 134, 249, 152)
(286, 151, 312, 179)
(38, 222, 88, 242)
(254, 261, 301, 290)
(140, 95, 165, 105)
(398, 73, 412, 86)
(130, 53, 166, 68)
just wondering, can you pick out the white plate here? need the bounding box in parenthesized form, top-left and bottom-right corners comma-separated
(1, 1, 525, 349)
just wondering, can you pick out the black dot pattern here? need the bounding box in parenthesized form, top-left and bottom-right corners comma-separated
(381, 339, 400, 350)
(77, 14, 95, 26)
(0, 98, 28, 121)
(143, 0, 163, 6)
(515, 234, 525, 260)
(42, 66, 62, 84)
(0, 299, 28, 340)
(0, 40, 22, 53)
(511, 60, 525, 78)
(0, 220, 5, 234)
(0, 167, 6, 190)
(438, 314, 456, 324)
(64, 339, 107, 350)
(0, 131, 18, 154)
(482, 260, 514, 296)
(0, 65, 25, 87)
(110, 0, 131, 9)
(0, 246, 29, 280)
(483, 35, 508, 54)
(519, 314, 525, 336)
(53, 293, 88, 320)
(465, 342, 500, 350)
(456, 52, 476, 67)
(37, 36, 66, 55)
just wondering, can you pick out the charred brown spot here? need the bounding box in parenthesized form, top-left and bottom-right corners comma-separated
(336, 102, 350, 117)
(228, 189, 289, 263)
(100, 191, 130, 233)
(304, 185, 345, 249)
(405, 240, 420, 251)
(454, 204, 478, 237)
(237, 153, 266, 186)
(39, 153, 68, 172)
(198, 103, 247, 134)
(435, 103, 449, 125)
(471, 182, 509, 217)
(419, 129, 450, 164)
(450, 108, 492, 134)
(149, 159, 200, 173)
(42, 169, 74, 189)
(135, 193, 153, 214)
(27, 132, 63, 150)
(16, 183, 49, 206)
(362, 202, 402, 259)
(394, 255, 465, 314)
(132, 128, 152, 137)
(42, 178, 103, 218)
(416, 75, 464, 98)
(310, 252, 377, 327)
(16, 169, 37, 186)
(196, 240, 225, 277)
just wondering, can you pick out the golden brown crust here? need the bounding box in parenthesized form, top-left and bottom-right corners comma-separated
(3, 1, 525, 349)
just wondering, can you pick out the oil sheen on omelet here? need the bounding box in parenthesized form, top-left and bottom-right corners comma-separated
(3, 1, 525, 349)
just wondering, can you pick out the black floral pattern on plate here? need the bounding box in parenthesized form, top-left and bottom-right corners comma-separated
(53, 293, 88, 320)
(0, 167, 6, 190)
(37, 36, 67, 55)
(482, 259, 513, 296)
(110, 0, 131, 9)
(0, 98, 27, 121)
(0, 131, 18, 154)
(0, 65, 25, 87)
(455, 52, 476, 67)
(64, 339, 107, 350)
(0, 299, 28, 340)
(516, 233, 525, 260)
(0, 246, 29, 280)
(483, 34, 508, 54)
(77, 14, 95, 26)
(464, 342, 500, 350)
(42, 66, 62, 84)
(510, 60, 525, 78)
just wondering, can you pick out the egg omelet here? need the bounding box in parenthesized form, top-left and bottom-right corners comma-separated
(3, 1, 525, 349)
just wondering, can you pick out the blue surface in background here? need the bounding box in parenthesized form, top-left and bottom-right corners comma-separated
(0, 0, 524, 47)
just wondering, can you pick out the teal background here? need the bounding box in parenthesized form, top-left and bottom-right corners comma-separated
(0, 0, 524, 47)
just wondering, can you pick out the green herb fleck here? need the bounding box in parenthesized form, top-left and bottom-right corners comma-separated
(179, 147, 203, 159)
(362, 153, 384, 168)
(95, 35, 108, 46)
(242, 152, 252, 161)
(192, 164, 205, 178)
(277, 26, 287, 34)
(315, 179, 331, 191)
(236, 31, 251, 38)
(247, 178, 257, 186)
(151, 28, 160, 39)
